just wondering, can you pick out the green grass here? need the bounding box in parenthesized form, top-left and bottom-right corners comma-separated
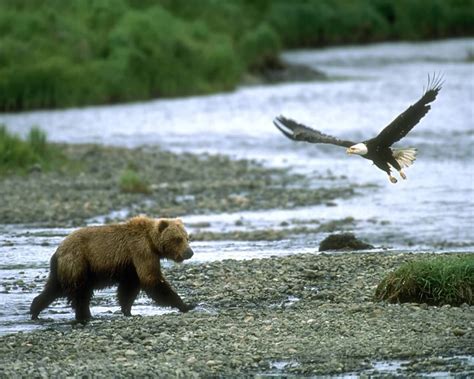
(374, 255, 474, 306)
(0, 0, 473, 111)
(118, 168, 151, 194)
(0, 125, 66, 175)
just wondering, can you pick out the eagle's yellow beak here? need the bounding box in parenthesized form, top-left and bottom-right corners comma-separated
(346, 148, 353, 155)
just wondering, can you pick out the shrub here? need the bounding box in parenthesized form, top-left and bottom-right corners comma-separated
(0, 0, 473, 110)
(240, 23, 281, 71)
(27, 127, 48, 156)
(0, 125, 37, 172)
(374, 255, 474, 306)
(0, 125, 64, 174)
(268, 2, 331, 47)
(118, 168, 151, 194)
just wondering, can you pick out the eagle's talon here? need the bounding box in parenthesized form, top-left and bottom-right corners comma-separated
(389, 176, 398, 184)
(399, 171, 407, 180)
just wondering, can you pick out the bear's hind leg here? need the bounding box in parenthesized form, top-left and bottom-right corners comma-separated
(31, 254, 62, 320)
(30, 283, 61, 320)
(118, 280, 140, 317)
(71, 287, 93, 323)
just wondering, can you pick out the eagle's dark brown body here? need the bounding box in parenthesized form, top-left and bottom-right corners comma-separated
(274, 74, 443, 183)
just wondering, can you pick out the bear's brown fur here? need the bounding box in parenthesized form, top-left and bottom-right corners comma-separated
(30, 216, 195, 322)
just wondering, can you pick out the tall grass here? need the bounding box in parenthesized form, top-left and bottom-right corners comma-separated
(0, 0, 473, 111)
(375, 255, 473, 306)
(0, 125, 64, 174)
(118, 168, 151, 194)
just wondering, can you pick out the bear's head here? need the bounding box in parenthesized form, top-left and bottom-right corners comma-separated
(153, 218, 194, 263)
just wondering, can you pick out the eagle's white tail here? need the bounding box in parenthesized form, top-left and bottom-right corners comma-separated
(393, 148, 417, 169)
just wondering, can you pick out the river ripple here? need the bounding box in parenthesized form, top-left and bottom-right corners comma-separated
(0, 38, 473, 334)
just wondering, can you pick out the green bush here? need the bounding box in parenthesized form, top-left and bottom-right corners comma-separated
(0, 126, 37, 172)
(0, 125, 64, 174)
(374, 255, 474, 306)
(327, 1, 390, 43)
(118, 168, 151, 194)
(0, 0, 472, 111)
(268, 2, 334, 47)
(240, 23, 281, 71)
(27, 127, 48, 156)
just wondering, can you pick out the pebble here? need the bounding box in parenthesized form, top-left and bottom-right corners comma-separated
(1, 252, 471, 377)
(0, 146, 471, 376)
(0, 144, 355, 226)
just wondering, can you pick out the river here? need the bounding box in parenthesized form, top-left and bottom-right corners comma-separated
(0, 38, 473, 335)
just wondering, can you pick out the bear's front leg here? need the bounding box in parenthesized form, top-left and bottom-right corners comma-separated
(118, 280, 141, 317)
(134, 254, 194, 312)
(144, 279, 194, 313)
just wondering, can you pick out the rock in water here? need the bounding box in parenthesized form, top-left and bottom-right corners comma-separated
(319, 233, 374, 251)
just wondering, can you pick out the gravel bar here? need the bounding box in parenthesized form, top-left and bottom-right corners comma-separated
(1, 252, 472, 377)
(0, 144, 356, 226)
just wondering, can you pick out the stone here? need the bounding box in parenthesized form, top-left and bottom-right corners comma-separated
(319, 233, 374, 251)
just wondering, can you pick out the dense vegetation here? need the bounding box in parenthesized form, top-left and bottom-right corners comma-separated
(0, 125, 67, 174)
(1, 0, 473, 111)
(375, 255, 473, 306)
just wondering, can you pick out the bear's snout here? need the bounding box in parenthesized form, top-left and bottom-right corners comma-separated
(183, 247, 194, 260)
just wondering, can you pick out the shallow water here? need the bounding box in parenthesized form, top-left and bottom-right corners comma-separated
(260, 355, 474, 378)
(1, 38, 473, 247)
(1, 38, 473, 334)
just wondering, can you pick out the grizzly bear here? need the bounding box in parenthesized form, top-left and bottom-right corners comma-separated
(30, 216, 195, 322)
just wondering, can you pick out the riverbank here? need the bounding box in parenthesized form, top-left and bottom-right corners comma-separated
(0, 143, 356, 226)
(1, 1, 473, 111)
(0, 252, 472, 377)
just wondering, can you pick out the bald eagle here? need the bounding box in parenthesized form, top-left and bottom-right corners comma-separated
(273, 75, 443, 183)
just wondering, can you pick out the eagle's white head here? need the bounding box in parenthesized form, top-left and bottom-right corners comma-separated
(346, 143, 368, 156)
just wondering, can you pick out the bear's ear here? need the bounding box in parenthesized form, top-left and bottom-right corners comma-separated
(158, 220, 169, 233)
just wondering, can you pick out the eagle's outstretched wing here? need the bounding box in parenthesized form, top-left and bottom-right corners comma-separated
(273, 115, 356, 148)
(373, 73, 443, 147)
